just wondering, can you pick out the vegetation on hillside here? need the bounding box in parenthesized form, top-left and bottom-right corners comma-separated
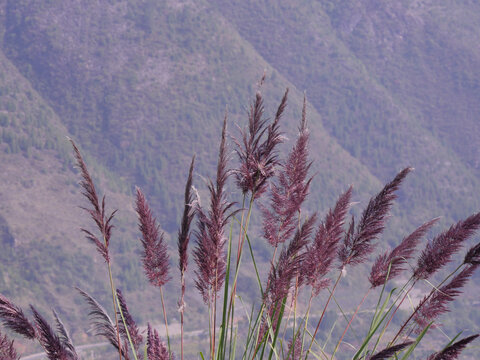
(0, 1, 479, 357)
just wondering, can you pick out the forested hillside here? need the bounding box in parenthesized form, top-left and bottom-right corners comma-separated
(0, 1, 479, 358)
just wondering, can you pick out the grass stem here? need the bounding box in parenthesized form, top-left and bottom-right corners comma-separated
(305, 271, 342, 359)
(160, 287, 171, 358)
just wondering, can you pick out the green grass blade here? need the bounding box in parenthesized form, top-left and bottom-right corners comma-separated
(304, 328, 329, 360)
(245, 303, 266, 360)
(268, 298, 287, 360)
(231, 327, 238, 360)
(442, 331, 463, 351)
(115, 294, 139, 360)
(245, 231, 264, 296)
(217, 221, 234, 360)
(352, 288, 395, 360)
(399, 323, 432, 360)
(330, 290, 360, 341)
(322, 318, 339, 351)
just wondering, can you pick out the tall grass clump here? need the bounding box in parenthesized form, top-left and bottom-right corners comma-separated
(0, 78, 479, 360)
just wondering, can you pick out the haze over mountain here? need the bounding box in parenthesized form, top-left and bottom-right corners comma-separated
(0, 1, 479, 358)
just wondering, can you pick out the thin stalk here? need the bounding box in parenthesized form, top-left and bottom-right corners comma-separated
(228, 300, 235, 360)
(244, 303, 266, 360)
(107, 259, 122, 360)
(259, 297, 287, 360)
(331, 287, 371, 359)
(225, 194, 246, 354)
(322, 318, 338, 356)
(271, 212, 303, 354)
(390, 263, 465, 345)
(351, 287, 397, 360)
(235, 196, 248, 265)
(180, 269, 186, 360)
(212, 268, 218, 360)
(228, 195, 255, 358)
(280, 284, 295, 346)
(305, 271, 342, 359)
(300, 292, 315, 358)
(160, 287, 171, 358)
(208, 288, 212, 360)
(245, 232, 264, 296)
(382, 281, 415, 334)
(180, 306, 184, 360)
(116, 294, 139, 360)
(360, 264, 397, 358)
(254, 300, 283, 359)
(284, 275, 300, 348)
(367, 270, 397, 336)
(292, 277, 299, 355)
(268, 300, 287, 360)
(404, 323, 417, 340)
(330, 291, 359, 340)
(218, 221, 234, 360)
(369, 281, 414, 356)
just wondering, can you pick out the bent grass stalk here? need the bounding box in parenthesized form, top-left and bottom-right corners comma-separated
(227, 195, 255, 358)
(159, 287, 171, 358)
(217, 222, 235, 360)
(305, 271, 342, 359)
(116, 295, 139, 360)
(106, 240, 123, 360)
(331, 287, 371, 359)
(390, 262, 465, 345)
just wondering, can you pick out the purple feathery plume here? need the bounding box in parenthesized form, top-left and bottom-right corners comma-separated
(178, 156, 196, 276)
(339, 167, 412, 267)
(0, 330, 19, 360)
(76, 288, 126, 356)
(427, 334, 479, 360)
(414, 212, 480, 280)
(302, 187, 352, 295)
(259, 215, 317, 344)
(264, 215, 317, 305)
(0, 293, 36, 339)
(30, 306, 75, 360)
(413, 264, 479, 332)
(234, 87, 288, 198)
(194, 116, 236, 304)
(136, 188, 170, 288)
(262, 95, 312, 247)
(147, 323, 170, 360)
(177, 156, 195, 360)
(464, 241, 480, 265)
(116, 289, 143, 354)
(286, 335, 303, 360)
(369, 218, 439, 288)
(368, 341, 413, 360)
(52, 310, 78, 359)
(70, 139, 117, 263)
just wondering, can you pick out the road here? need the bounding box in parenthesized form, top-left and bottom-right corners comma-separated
(20, 342, 109, 360)
(19, 305, 380, 359)
(19, 322, 205, 360)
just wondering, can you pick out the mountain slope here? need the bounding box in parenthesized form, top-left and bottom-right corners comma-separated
(1, 0, 382, 229)
(211, 0, 480, 231)
(0, 0, 479, 357)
